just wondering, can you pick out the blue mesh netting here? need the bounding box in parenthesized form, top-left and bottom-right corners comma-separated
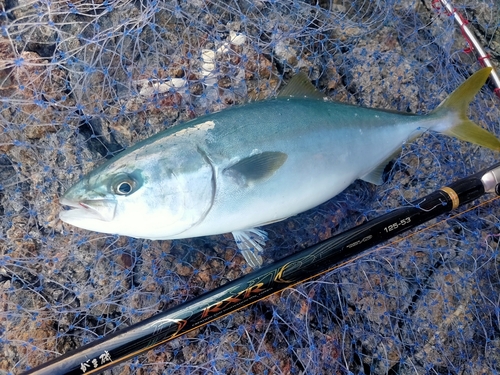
(1, 0, 500, 374)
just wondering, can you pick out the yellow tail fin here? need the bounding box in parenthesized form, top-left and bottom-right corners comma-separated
(432, 67, 500, 152)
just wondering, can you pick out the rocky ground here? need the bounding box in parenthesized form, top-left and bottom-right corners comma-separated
(1, 0, 500, 374)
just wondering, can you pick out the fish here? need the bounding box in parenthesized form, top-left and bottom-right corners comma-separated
(60, 67, 500, 268)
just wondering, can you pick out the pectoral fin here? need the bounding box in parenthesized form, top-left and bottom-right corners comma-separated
(232, 229, 268, 268)
(223, 151, 287, 186)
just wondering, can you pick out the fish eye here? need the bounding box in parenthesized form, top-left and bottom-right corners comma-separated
(110, 171, 143, 196)
(113, 178, 136, 196)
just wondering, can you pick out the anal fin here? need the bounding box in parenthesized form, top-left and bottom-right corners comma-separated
(360, 163, 386, 185)
(360, 149, 400, 185)
(232, 229, 267, 268)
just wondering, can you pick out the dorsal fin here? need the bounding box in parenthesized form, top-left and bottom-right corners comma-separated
(278, 72, 324, 100)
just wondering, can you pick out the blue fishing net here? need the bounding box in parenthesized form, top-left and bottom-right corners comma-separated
(1, 0, 500, 374)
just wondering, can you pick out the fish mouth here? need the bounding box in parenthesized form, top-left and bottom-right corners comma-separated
(59, 198, 117, 222)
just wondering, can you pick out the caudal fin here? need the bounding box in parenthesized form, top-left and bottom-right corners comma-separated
(432, 67, 500, 151)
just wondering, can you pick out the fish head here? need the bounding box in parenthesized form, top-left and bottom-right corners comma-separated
(59, 147, 215, 239)
(59, 163, 150, 235)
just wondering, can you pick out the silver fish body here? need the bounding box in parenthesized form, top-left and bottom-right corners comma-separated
(60, 69, 500, 267)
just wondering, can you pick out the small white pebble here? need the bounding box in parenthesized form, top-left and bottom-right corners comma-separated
(139, 78, 186, 96)
(216, 42, 230, 55)
(229, 31, 246, 46)
(170, 78, 187, 88)
(201, 62, 215, 75)
(201, 49, 216, 63)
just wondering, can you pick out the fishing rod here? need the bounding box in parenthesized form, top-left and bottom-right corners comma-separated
(434, 0, 500, 98)
(21, 162, 500, 375)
